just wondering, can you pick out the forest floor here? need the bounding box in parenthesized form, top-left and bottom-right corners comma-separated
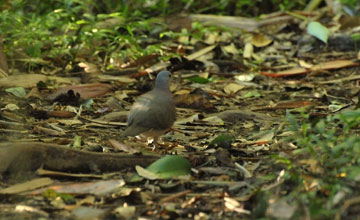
(1, 4, 360, 220)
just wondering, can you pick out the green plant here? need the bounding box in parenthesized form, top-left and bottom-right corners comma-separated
(0, 0, 169, 69)
(341, 0, 359, 8)
(270, 109, 360, 218)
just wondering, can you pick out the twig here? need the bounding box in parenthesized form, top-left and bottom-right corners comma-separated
(160, 190, 192, 203)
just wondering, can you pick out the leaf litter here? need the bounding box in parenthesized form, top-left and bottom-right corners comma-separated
(1, 3, 360, 220)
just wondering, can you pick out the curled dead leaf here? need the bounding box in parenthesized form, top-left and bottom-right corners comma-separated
(174, 89, 213, 110)
(47, 83, 112, 101)
(251, 32, 273, 47)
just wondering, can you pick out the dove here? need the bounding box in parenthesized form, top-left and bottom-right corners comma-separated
(121, 71, 176, 144)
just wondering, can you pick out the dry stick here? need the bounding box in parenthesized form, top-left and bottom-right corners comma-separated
(79, 115, 126, 126)
(160, 190, 192, 203)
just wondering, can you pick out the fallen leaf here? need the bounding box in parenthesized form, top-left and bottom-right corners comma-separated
(3, 104, 20, 111)
(72, 206, 108, 220)
(0, 178, 53, 194)
(186, 45, 216, 60)
(47, 83, 112, 100)
(251, 32, 273, 47)
(97, 75, 136, 83)
(135, 155, 191, 180)
(15, 205, 49, 218)
(307, 21, 329, 43)
(113, 206, 136, 220)
(222, 43, 239, 55)
(174, 89, 213, 110)
(224, 83, 245, 94)
(189, 14, 259, 32)
(47, 179, 125, 196)
(243, 42, 253, 59)
(224, 197, 251, 214)
(261, 59, 359, 77)
(0, 74, 77, 88)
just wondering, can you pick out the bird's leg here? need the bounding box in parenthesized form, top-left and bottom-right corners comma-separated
(148, 136, 158, 151)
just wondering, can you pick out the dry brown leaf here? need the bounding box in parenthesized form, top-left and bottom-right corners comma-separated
(0, 74, 77, 88)
(224, 197, 250, 214)
(299, 60, 313, 68)
(174, 93, 213, 110)
(97, 75, 137, 83)
(261, 59, 359, 77)
(257, 101, 317, 110)
(204, 32, 219, 45)
(108, 139, 140, 153)
(0, 178, 53, 194)
(189, 14, 259, 32)
(47, 110, 76, 118)
(187, 45, 216, 60)
(43, 179, 125, 196)
(33, 125, 65, 136)
(222, 43, 239, 55)
(251, 33, 273, 47)
(56, 119, 82, 126)
(47, 83, 112, 100)
(243, 42, 253, 59)
(223, 83, 245, 94)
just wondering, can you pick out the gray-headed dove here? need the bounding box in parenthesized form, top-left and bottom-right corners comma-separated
(121, 71, 176, 143)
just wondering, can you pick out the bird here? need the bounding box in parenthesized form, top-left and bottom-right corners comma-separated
(121, 70, 176, 145)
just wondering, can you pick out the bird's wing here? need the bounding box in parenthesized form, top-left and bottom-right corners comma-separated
(121, 90, 175, 137)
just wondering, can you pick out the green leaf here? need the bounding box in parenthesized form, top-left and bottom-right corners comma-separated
(5, 87, 27, 98)
(286, 111, 298, 131)
(347, 166, 360, 181)
(136, 155, 191, 180)
(307, 21, 329, 44)
(351, 33, 360, 41)
(26, 41, 43, 57)
(76, 19, 88, 25)
(72, 135, 82, 148)
(187, 76, 210, 84)
(243, 90, 261, 98)
(208, 133, 235, 148)
(135, 166, 161, 180)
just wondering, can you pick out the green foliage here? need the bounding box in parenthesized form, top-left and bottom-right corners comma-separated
(208, 133, 235, 148)
(1, 1, 84, 58)
(132, 155, 191, 181)
(341, 0, 359, 8)
(273, 109, 360, 218)
(0, 0, 172, 69)
(5, 87, 27, 98)
(307, 21, 330, 44)
(277, 0, 306, 11)
(43, 189, 75, 204)
(243, 90, 261, 98)
(0, 0, 314, 71)
(186, 76, 211, 84)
